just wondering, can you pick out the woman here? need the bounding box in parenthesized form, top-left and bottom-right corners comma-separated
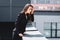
(13, 4, 34, 40)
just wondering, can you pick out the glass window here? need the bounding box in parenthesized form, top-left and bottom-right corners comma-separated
(52, 31, 55, 37)
(57, 31, 60, 37)
(57, 23, 60, 29)
(52, 23, 56, 29)
(44, 30, 51, 37)
(44, 22, 60, 38)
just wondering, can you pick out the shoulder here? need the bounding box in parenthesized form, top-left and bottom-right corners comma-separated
(17, 13, 23, 17)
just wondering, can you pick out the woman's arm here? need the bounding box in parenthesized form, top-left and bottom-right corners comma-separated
(30, 14, 34, 22)
(27, 14, 34, 22)
(15, 13, 23, 34)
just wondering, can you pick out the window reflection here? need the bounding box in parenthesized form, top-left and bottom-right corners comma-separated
(52, 31, 55, 37)
(44, 22, 60, 38)
(52, 23, 56, 29)
(57, 31, 60, 37)
(57, 23, 60, 29)
(44, 30, 51, 37)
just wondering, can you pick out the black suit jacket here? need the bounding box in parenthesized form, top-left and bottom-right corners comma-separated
(15, 13, 34, 34)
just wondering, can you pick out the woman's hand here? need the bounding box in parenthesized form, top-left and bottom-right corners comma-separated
(18, 33, 23, 37)
(31, 9, 34, 14)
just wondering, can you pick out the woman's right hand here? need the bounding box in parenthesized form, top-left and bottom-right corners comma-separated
(18, 33, 23, 37)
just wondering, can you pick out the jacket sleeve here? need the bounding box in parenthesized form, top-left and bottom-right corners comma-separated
(30, 14, 34, 22)
(27, 14, 34, 22)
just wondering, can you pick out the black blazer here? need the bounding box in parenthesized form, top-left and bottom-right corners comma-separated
(15, 13, 34, 34)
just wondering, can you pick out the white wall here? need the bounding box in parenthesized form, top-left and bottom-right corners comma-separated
(34, 15, 60, 34)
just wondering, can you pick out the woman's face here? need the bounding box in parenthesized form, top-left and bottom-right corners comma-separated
(26, 6, 34, 14)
